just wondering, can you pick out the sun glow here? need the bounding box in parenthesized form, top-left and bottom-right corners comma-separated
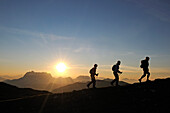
(56, 63, 67, 72)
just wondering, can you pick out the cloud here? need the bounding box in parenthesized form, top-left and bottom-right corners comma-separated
(121, 65, 140, 72)
(0, 26, 75, 41)
(74, 47, 93, 53)
(150, 67, 170, 73)
(119, 51, 135, 56)
(128, 0, 170, 23)
(121, 78, 137, 83)
(68, 64, 89, 70)
(99, 64, 140, 72)
(39, 33, 75, 41)
(150, 54, 170, 58)
(80, 63, 170, 76)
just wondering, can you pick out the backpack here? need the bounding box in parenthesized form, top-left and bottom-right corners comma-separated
(140, 60, 144, 68)
(89, 68, 93, 74)
(112, 65, 116, 71)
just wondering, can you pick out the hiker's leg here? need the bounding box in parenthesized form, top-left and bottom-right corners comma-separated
(115, 73, 119, 86)
(87, 77, 93, 87)
(111, 72, 117, 85)
(93, 80, 96, 88)
(140, 70, 147, 80)
(87, 81, 92, 87)
(147, 72, 150, 81)
(111, 79, 116, 84)
(92, 77, 96, 88)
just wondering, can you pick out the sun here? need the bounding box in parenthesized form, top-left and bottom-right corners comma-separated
(56, 63, 67, 72)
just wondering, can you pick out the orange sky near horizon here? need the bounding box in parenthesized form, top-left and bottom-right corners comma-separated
(1, 62, 170, 83)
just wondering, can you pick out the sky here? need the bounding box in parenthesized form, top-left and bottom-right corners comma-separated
(0, 0, 170, 82)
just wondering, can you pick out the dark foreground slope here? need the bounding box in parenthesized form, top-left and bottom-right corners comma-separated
(0, 78, 170, 113)
(0, 82, 49, 101)
(53, 80, 129, 93)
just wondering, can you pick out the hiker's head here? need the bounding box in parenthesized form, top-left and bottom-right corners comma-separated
(146, 57, 150, 61)
(94, 64, 98, 68)
(117, 61, 121, 65)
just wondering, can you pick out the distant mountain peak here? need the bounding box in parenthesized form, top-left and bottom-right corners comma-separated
(23, 71, 52, 79)
(76, 75, 90, 79)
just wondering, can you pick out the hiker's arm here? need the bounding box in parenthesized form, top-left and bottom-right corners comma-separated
(118, 70, 122, 74)
(95, 73, 99, 76)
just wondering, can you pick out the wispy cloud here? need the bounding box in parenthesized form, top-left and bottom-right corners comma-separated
(121, 78, 137, 83)
(128, 0, 170, 23)
(74, 47, 93, 53)
(150, 54, 170, 58)
(150, 67, 170, 73)
(119, 51, 135, 56)
(99, 64, 140, 72)
(68, 64, 89, 70)
(39, 33, 75, 41)
(0, 26, 75, 41)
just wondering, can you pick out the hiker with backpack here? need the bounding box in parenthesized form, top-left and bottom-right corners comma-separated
(139, 56, 150, 83)
(111, 61, 123, 86)
(87, 64, 99, 88)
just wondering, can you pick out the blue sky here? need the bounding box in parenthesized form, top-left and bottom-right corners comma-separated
(0, 0, 170, 81)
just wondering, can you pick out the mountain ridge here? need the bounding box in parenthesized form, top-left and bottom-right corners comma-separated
(4, 71, 75, 91)
(4, 71, 129, 92)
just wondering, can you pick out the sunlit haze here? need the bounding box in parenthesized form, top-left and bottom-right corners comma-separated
(56, 63, 67, 73)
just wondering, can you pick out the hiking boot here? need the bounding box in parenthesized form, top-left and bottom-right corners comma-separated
(115, 85, 120, 87)
(87, 84, 89, 89)
(110, 82, 113, 86)
(146, 79, 151, 82)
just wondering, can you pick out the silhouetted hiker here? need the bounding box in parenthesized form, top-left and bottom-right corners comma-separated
(111, 61, 123, 86)
(139, 56, 150, 83)
(87, 64, 99, 88)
